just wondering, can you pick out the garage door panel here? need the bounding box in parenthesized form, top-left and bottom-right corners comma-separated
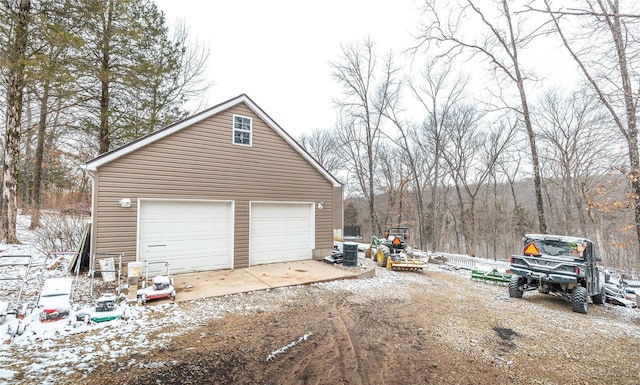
(250, 203, 313, 265)
(139, 200, 233, 274)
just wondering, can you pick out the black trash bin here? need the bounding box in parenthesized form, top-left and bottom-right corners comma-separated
(343, 242, 358, 267)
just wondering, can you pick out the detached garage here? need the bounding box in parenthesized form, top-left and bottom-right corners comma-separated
(84, 94, 342, 274)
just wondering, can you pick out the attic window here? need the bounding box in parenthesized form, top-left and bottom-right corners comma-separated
(233, 115, 252, 146)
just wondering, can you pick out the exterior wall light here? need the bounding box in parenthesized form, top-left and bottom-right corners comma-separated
(317, 202, 324, 209)
(119, 198, 132, 208)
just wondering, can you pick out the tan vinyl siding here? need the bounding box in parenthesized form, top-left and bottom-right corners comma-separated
(332, 185, 343, 239)
(92, 103, 336, 268)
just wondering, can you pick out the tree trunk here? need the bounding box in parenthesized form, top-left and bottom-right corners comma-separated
(98, 0, 114, 154)
(563, 161, 574, 234)
(468, 196, 477, 257)
(492, 173, 499, 260)
(502, 0, 547, 234)
(22, 93, 33, 206)
(430, 138, 441, 252)
(29, 80, 50, 229)
(2, 0, 31, 243)
(368, 142, 378, 236)
(454, 183, 468, 254)
(511, 57, 546, 233)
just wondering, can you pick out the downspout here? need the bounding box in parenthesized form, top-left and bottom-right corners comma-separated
(80, 165, 96, 267)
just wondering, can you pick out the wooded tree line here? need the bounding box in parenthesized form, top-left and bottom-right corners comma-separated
(0, 0, 208, 242)
(300, 0, 640, 272)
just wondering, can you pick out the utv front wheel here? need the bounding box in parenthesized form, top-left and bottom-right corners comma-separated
(509, 276, 524, 298)
(572, 286, 588, 314)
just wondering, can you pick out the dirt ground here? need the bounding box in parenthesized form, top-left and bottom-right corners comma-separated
(59, 265, 640, 385)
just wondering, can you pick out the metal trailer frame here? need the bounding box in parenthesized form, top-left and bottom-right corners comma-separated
(0, 255, 34, 319)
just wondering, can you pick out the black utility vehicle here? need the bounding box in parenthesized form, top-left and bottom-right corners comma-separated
(508, 234, 605, 314)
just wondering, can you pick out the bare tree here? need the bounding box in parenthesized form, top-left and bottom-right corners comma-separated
(1, 0, 31, 243)
(417, 0, 549, 233)
(298, 128, 343, 176)
(383, 114, 428, 249)
(535, 87, 621, 236)
(376, 142, 412, 229)
(331, 37, 394, 236)
(541, 0, 640, 257)
(410, 60, 467, 251)
(440, 104, 516, 256)
(377, 53, 433, 250)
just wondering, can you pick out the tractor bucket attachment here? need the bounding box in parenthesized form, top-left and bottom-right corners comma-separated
(471, 268, 511, 284)
(386, 256, 425, 272)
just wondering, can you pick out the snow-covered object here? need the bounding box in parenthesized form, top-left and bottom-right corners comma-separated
(38, 277, 73, 321)
(75, 294, 126, 323)
(0, 301, 8, 324)
(152, 276, 171, 290)
(266, 333, 313, 362)
(137, 276, 176, 304)
(603, 283, 638, 308)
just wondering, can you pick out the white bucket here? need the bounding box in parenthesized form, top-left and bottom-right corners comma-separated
(128, 262, 143, 277)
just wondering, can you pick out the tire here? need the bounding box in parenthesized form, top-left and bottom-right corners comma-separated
(509, 275, 524, 298)
(592, 285, 606, 306)
(572, 286, 588, 314)
(377, 249, 388, 267)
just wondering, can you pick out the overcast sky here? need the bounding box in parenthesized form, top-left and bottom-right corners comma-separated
(154, 0, 423, 137)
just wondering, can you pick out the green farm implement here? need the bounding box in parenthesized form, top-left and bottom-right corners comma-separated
(471, 268, 511, 284)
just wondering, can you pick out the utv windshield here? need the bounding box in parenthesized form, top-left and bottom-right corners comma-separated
(527, 239, 586, 258)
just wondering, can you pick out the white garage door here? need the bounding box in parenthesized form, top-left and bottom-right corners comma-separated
(138, 200, 233, 274)
(250, 202, 314, 265)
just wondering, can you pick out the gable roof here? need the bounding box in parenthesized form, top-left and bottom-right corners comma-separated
(84, 94, 341, 187)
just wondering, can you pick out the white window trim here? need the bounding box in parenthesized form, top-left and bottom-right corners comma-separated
(233, 114, 252, 147)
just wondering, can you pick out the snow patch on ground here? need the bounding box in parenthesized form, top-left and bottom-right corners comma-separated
(266, 333, 313, 362)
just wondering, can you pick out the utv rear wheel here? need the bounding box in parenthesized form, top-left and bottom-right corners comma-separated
(572, 286, 588, 314)
(592, 285, 606, 305)
(509, 276, 524, 298)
